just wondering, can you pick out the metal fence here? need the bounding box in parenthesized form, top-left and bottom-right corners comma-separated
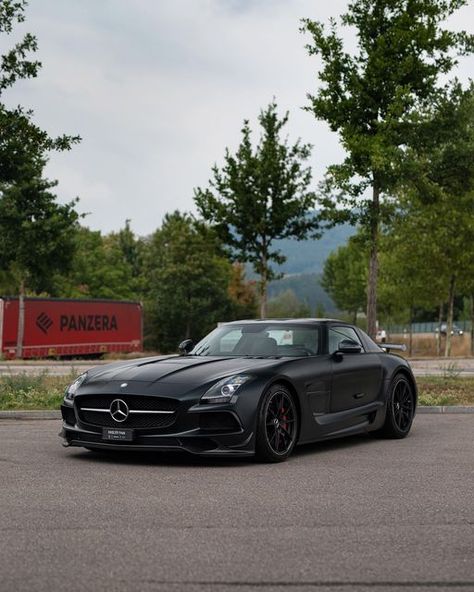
(386, 321, 472, 334)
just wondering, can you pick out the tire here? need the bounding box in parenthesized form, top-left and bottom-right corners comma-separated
(374, 374, 415, 439)
(255, 383, 299, 463)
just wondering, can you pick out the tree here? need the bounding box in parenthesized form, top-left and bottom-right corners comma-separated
(195, 101, 317, 318)
(377, 219, 447, 355)
(0, 178, 79, 355)
(106, 220, 147, 296)
(144, 211, 234, 353)
(0, 1, 80, 356)
(54, 226, 142, 300)
(302, 0, 474, 337)
(321, 235, 367, 324)
(396, 85, 474, 356)
(227, 263, 258, 320)
(0, 1, 79, 183)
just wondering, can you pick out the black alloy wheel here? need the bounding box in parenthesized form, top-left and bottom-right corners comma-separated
(255, 384, 298, 462)
(375, 374, 415, 439)
(392, 378, 415, 432)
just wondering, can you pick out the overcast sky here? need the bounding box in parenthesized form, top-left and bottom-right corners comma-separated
(4, 0, 474, 235)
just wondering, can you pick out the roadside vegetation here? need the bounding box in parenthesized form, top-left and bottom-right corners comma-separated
(417, 377, 474, 407)
(1, 373, 473, 411)
(0, 373, 72, 410)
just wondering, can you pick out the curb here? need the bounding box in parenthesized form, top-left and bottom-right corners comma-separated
(1, 407, 474, 420)
(0, 410, 61, 420)
(417, 406, 474, 414)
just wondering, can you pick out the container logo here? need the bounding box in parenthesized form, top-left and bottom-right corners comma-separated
(59, 314, 118, 331)
(36, 312, 54, 334)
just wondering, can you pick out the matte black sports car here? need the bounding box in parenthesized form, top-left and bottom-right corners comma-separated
(60, 319, 417, 462)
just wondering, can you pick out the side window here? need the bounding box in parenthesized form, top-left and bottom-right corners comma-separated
(328, 326, 364, 354)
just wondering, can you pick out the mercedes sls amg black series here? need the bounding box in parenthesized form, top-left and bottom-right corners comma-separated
(60, 319, 417, 462)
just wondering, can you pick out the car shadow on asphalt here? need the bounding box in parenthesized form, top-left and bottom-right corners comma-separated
(294, 432, 376, 458)
(65, 433, 375, 468)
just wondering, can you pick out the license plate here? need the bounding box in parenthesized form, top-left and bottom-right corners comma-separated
(102, 428, 134, 442)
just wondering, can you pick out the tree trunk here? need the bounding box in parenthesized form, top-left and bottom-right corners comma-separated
(353, 310, 357, 326)
(16, 279, 26, 359)
(366, 181, 380, 339)
(408, 305, 413, 357)
(436, 302, 444, 357)
(470, 295, 474, 357)
(444, 275, 456, 358)
(259, 278, 267, 319)
(259, 246, 268, 319)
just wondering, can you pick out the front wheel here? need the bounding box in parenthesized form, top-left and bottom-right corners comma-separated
(374, 374, 415, 439)
(255, 384, 299, 463)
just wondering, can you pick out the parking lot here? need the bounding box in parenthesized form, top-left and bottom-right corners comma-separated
(1, 414, 473, 592)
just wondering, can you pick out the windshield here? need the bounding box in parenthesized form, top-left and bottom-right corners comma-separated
(191, 324, 320, 357)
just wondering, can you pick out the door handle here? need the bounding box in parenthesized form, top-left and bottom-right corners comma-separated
(353, 392, 366, 399)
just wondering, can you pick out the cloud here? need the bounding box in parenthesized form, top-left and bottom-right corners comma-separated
(4, 0, 473, 235)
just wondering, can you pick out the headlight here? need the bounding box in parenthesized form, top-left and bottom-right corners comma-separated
(64, 373, 87, 404)
(200, 374, 251, 405)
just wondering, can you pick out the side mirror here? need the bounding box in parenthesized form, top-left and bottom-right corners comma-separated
(337, 339, 362, 354)
(178, 339, 194, 355)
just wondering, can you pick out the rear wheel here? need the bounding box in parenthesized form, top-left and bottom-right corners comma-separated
(374, 374, 415, 439)
(255, 384, 298, 463)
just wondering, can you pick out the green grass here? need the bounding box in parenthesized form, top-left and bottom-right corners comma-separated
(417, 376, 474, 406)
(0, 373, 73, 410)
(0, 373, 473, 410)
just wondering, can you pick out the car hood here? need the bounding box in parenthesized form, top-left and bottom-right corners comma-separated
(83, 355, 285, 390)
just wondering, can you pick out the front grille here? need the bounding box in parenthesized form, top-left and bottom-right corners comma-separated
(77, 395, 178, 412)
(75, 395, 179, 429)
(80, 410, 175, 429)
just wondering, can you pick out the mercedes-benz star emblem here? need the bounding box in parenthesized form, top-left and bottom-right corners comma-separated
(110, 399, 129, 422)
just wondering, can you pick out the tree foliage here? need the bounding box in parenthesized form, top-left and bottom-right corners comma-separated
(54, 225, 144, 300)
(195, 101, 317, 318)
(227, 263, 258, 320)
(321, 235, 367, 324)
(0, 0, 80, 356)
(144, 212, 237, 352)
(0, 177, 79, 292)
(0, 1, 79, 184)
(302, 0, 474, 336)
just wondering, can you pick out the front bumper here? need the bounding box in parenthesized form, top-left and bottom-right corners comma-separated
(60, 402, 255, 457)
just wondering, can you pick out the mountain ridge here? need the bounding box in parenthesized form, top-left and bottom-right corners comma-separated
(268, 224, 355, 312)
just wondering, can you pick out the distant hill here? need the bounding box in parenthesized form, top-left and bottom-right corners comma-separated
(266, 224, 355, 313)
(268, 273, 336, 312)
(273, 223, 354, 275)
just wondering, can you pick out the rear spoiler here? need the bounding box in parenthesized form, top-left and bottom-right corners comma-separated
(380, 343, 406, 352)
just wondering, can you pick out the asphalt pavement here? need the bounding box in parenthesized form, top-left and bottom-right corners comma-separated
(0, 415, 473, 592)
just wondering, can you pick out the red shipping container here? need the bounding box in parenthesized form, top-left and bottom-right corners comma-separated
(0, 297, 143, 359)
